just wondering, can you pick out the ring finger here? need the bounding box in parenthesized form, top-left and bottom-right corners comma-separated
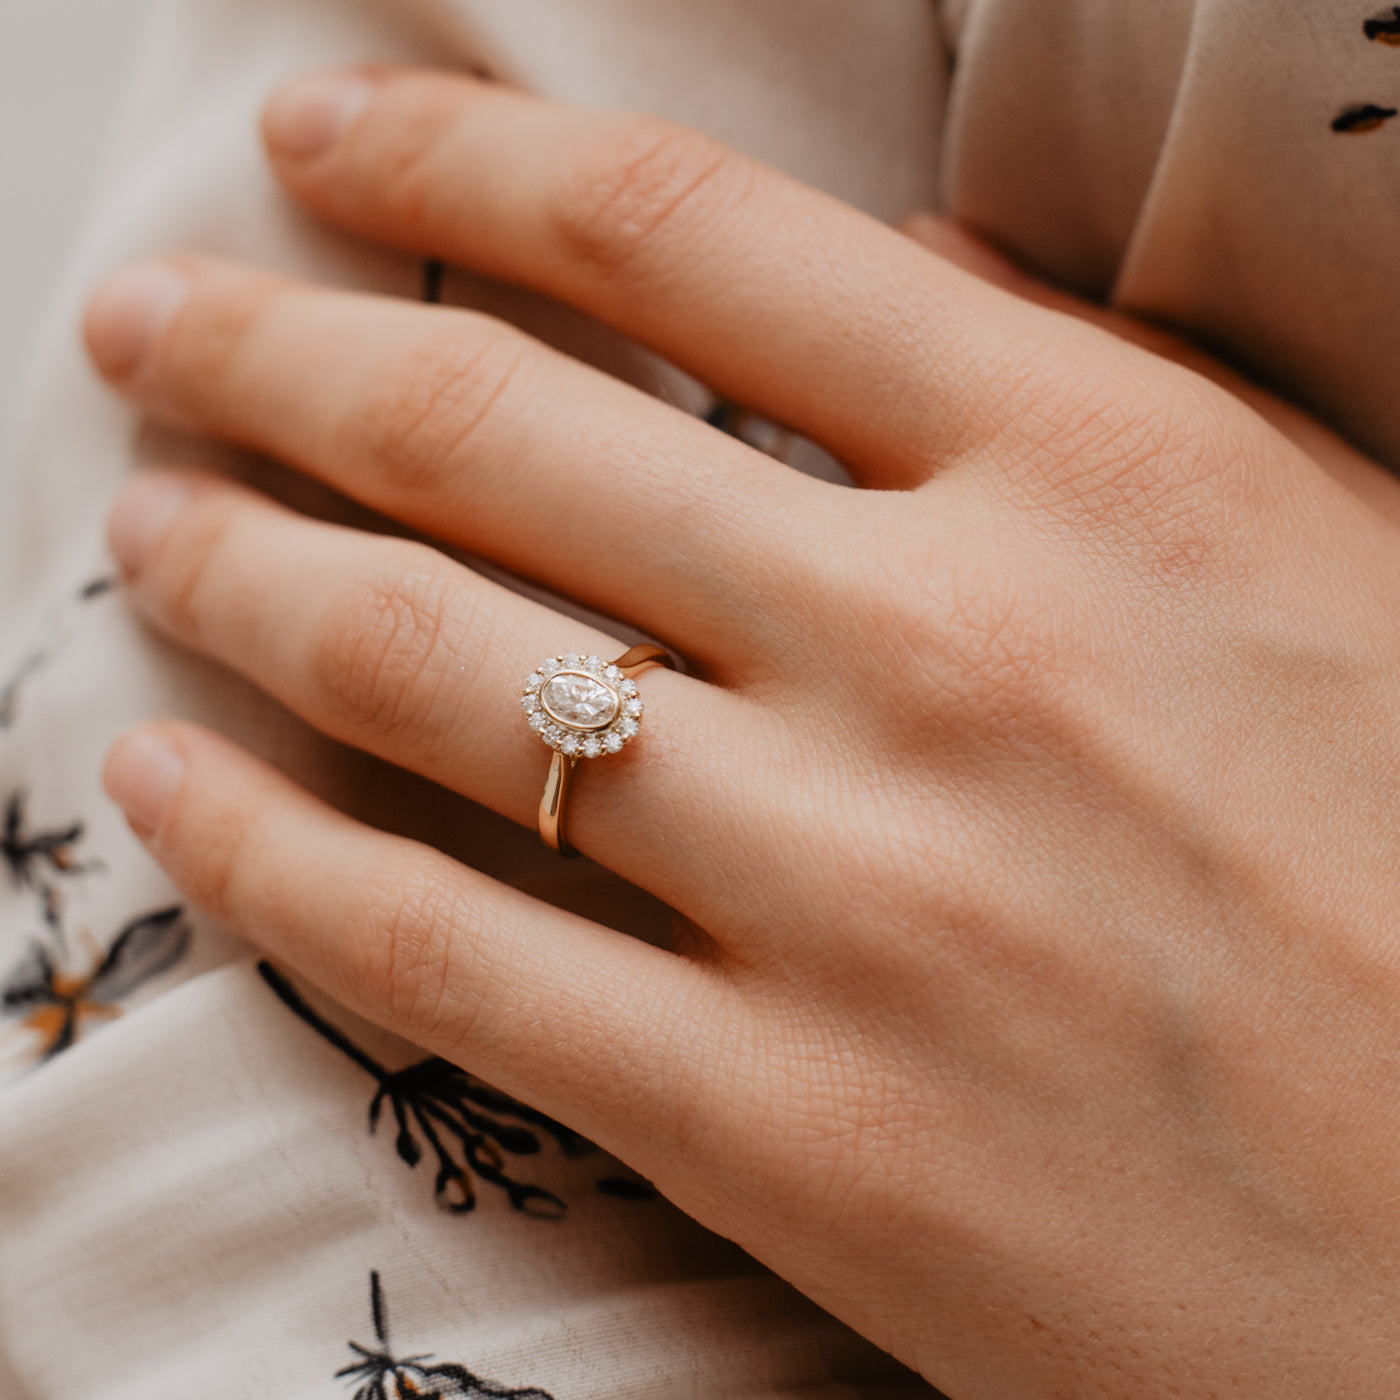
(108, 471, 779, 919)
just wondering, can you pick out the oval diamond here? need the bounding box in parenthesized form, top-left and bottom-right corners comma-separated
(540, 671, 620, 731)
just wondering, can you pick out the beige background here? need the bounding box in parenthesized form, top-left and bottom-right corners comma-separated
(0, 0, 158, 433)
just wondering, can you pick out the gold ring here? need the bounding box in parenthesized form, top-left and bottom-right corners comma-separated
(521, 644, 672, 857)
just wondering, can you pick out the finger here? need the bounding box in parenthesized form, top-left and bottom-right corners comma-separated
(108, 471, 777, 917)
(101, 720, 726, 1154)
(259, 67, 1082, 487)
(84, 256, 836, 667)
(902, 213, 1400, 525)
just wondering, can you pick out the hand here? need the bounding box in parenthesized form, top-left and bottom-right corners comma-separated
(84, 67, 1400, 1398)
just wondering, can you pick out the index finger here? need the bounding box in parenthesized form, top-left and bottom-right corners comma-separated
(261, 67, 1067, 487)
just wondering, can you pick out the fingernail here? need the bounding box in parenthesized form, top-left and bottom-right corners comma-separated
(108, 473, 194, 576)
(264, 71, 375, 159)
(85, 262, 190, 377)
(104, 729, 186, 838)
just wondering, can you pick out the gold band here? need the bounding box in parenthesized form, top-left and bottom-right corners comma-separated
(536, 644, 671, 857)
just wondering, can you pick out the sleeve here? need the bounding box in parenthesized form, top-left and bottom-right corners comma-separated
(941, 0, 1400, 469)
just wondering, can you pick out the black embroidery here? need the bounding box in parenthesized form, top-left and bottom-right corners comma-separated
(704, 399, 745, 436)
(1, 904, 190, 1062)
(704, 398, 795, 461)
(423, 259, 446, 306)
(339, 1271, 555, 1400)
(0, 576, 116, 731)
(1365, 5, 1400, 43)
(596, 1174, 658, 1201)
(1333, 8, 1400, 131)
(1332, 101, 1399, 131)
(259, 960, 596, 1216)
(3, 789, 106, 921)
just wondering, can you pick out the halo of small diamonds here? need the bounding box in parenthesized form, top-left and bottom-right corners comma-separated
(521, 654, 647, 757)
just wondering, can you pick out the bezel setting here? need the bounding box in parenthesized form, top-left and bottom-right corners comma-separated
(521, 654, 646, 757)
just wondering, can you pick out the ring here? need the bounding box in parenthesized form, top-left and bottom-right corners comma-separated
(521, 644, 673, 856)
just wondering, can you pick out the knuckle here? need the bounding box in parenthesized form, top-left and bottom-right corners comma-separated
(1000, 372, 1242, 579)
(551, 116, 739, 275)
(310, 554, 457, 747)
(347, 320, 531, 497)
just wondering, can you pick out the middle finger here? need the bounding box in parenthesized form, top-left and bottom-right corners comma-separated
(264, 67, 1064, 486)
(85, 255, 839, 671)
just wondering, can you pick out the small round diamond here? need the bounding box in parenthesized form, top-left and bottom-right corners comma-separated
(619, 679, 638, 698)
(604, 665, 623, 682)
(528, 712, 547, 732)
(524, 672, 542, 692)
(603, 733, 624, 753)
(521, 695, 540, 714)
(560, 734, 579, 756)
(625, 698, 643, 717)
(582, 737, 602, 758)
(562, 653, 580, 668)
(618, 718, 639, 739)
(543, 724, 563, 747)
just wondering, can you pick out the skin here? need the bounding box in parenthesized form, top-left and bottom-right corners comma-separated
(83, 65, 1400, 1399)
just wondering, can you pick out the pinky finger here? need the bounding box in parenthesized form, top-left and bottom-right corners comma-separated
(101, 721, 721, 1150)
